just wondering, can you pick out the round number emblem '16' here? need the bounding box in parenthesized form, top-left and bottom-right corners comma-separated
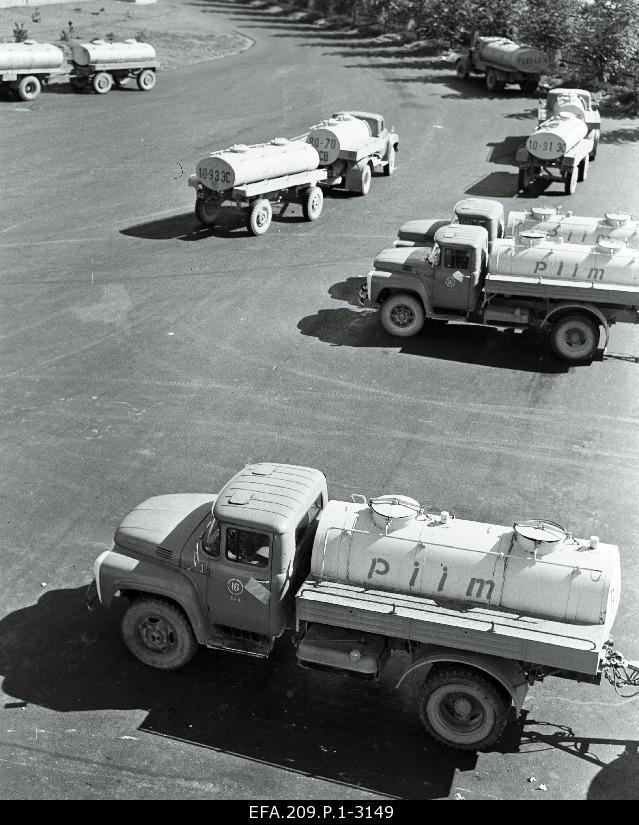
(227, 578, 244, 595)
(445, 276, 456, 288)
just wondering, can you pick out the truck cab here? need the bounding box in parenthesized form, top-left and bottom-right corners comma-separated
(91, 463, 328, 666)
(394, 198, 504, 248)
(364, 225, 489, 335)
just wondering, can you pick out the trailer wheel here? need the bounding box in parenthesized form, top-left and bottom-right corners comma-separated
(195, 195, 222, 227)
(383, 145, 396, 176)
(92, 72, 113, 95)
(551, 314, 599, 363)
(563, 166, 578, 195)
(578, 155, 589, 182)
(380, 293, 425, 337)
(121, 596, 198, 670)
(302, 186, 323, 221)
(485, 70, 504, 93)
(590, 130, 600, 161)
(517, 168, 528, 192)
(418, 666, 510, 751)
(455, 58, 469, 80)
(17, 75, 41, 101)
(71, 75, 88, 91)
(247, 198, 272, 235)
(137, 69, 156, 92)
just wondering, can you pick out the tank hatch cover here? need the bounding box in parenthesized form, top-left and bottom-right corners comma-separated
(605, 213, 631, 226)
(229, 490, 252, 505)
(598, 239, 626, 254)
(519, 230, 546, 245)
(531, 206, 557, 219)
(250, 464, 276, 476)
(515, 522, 565, 543)
(370, 495, 420, 520)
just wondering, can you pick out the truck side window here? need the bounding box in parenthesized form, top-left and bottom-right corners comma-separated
(226, 527, 270, 568)
(295, 495, 323, 548)
(443, 248, 471, 270)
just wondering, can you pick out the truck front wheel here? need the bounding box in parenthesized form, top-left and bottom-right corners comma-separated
(383, 145, 395, 176)
(551, 314, 599, 362)
(456, 58, 469, 80)
(485, 70, 504, 93)
(418, 666, 510, 751)
(578, 155, 589, 182)
(17, 75, 41, 101)
(380, 293, 425, 337)
(122, 597, 198, 670)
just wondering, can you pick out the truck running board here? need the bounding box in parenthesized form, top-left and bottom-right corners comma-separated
(204, 625, 274, 658)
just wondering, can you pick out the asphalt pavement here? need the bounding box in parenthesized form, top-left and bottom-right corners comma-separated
(1, 0, 639, 800)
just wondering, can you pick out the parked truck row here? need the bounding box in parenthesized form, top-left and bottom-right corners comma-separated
(88, 461, 639, 751)
(0, 38, 157, 100)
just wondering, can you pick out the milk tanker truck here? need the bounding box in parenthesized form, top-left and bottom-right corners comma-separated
(88, 461, 638, 751)
(0, 40, 65, 100)
(516, 89, 600, 194)
(360, 224, 639, 362)
(455, 34, 549, 93)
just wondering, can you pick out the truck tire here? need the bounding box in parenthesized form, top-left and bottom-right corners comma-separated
(302, 186, 323, 221)
(564, 166, 578, 195)
(589, 130, 600, 161)
(383, 145, 395, 176)
(520, 78, 538, 94)
(71, 75, 88, 92)
(517, 168, 528, 192)
(121, 596, 198, 670)
(358, 163, 372, 195)
(195, 195, 222, 227)
(456, 58, 469, 80)
(485, 70, 504, 93)
(578, 155, 589, 182)
(137, 69, 156, 92)
(380, 293, 425, 337)
(247, 198, 272, 235)
(17, 75, 41, 101)
(551, 314, 599, 363)
(418, 665, 510, 751)
(92, 72, 113, 95)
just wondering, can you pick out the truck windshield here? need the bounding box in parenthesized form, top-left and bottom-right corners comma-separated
(201, 518, 220, 557)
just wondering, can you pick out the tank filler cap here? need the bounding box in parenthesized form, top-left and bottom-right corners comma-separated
(519, 230, 546, 246)
(605, 212, 631, 227)
(124, 38, 137, 44)
(230, 144, 249, 153)
(91, 39, 106, 44)
(23, 39, 37, 45)
(531, 206, 557, 219)
(369, 495, 421, 524)
(590, 536, 600, 549)
(597, 238, 625, 254)
(271, 137, 289, 146)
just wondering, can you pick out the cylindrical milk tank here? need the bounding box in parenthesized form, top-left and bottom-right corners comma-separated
(310, 498, 621, 626)
(506, 209, 639, 249)
(476, 37, 548, 73)
(548, 91, 587, 120)
(307, 115, 372, 165)
(71, 39, 156, 66)
(489, 236, 639, 286)
(196, 139, 319, 191)
(0, 41, 64, 71)
(526, 113, 588, 160)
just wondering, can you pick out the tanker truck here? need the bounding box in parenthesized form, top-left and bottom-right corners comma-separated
(360, 225, 639, 363)
(507, 206, 639, 249)
(306, 111, 398, 195)
(87, 461, 638, 751)
(189, 138, 328, 235)
(0, 40, 64, 100)
(455, 34, 549, 93)
(517, 89, 600, 194)
(70, 39, 158, 94)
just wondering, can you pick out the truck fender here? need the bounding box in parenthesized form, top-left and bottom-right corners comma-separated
(544, 303, 610, 350)
(396, 645, 529, 714)
(93, 549, 210, 643)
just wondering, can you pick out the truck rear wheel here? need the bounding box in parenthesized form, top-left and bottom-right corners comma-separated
(121, 597, 198, 670)
(578, 155, 589, 182)
(92, 72, 113, 95)
(17, 75, 41, 101)
(485, 70, 504, 93)
(358, 163, 372, 195)
(517, 168, 528, 192)
(551, 314, 599, 362)
(302, 186, 323, 221)
(564, 166, 578, 195)
(71, 75, 88, 91)
(247, 198, 272, 235)
(380, 293, 425, 337)
(418, 666, 510, 751)
(137, 69, 156, 92)
(195, 195, 222, 227)
(383, 145, 395, 176)
(590, 130, 600, 161)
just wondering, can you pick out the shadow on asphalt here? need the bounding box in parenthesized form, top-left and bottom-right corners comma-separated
(298, 278, 574, 374)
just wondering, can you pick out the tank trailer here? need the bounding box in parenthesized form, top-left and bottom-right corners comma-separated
(455, 34, 548, 93)
(361, 221, 639, 362)
(0, 40, 65, 101)
(70, 39, 158, 94)
(189, 112, 398, 234)
(517, 89, 600, 194)
(88, 462, 638, 751)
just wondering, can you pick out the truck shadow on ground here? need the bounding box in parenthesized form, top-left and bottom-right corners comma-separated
(0, 586, 483, 800)
(299, 279, 572, 374)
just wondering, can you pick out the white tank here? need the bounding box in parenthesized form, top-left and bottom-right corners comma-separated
(547, 90, 587, 120)
(526, 112, 588, 160)
(475, 36, 548, 73)
(311, 497, 620, 626)
(0, 40, 64, 71)
(71, 39, 156, 66)
(196, 139, 319, 192)
(507, 207, 639, 249)
(489, 235, 639, 287)
(307, 114, 372, 165)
